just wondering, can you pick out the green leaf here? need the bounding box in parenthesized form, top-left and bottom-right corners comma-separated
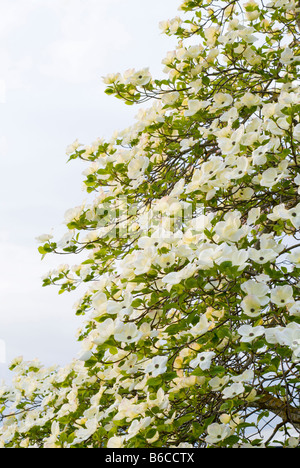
(147, 376, 163, 387)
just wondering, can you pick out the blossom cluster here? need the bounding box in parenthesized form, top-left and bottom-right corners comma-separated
(1, 0, 300, 448)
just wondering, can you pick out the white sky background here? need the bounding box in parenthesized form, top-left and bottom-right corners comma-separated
(0, 0, 181, 381)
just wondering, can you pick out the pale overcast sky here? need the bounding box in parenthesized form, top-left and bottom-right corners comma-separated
(0, 0, 180, 381)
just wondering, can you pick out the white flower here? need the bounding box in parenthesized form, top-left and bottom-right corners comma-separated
(156, 252, 176, 269)
(258, 162, 288, 188)
(114, 322, 142, 344)
(219, 30, 239, 45)
(260, 233, 284, 254)
(102, 73, 121, 85)
(127, 156, 149, 180)
(145, 356, 168, 377)
(265, 119, 285, 136)
(243, 46, 262, 65)
(241, 280, 270, 305)
(78, 337, 94, 362)
(189, 314, 212, 338)
(238, 325, 265, 342)
(239, 25, 258, 42)
(186, 44, 203, 58)
(209, 376, 230, 391)
(147, 388, 169, 410)
(66, 138, 83, 155)
(106, 299, 132, 318)
(43, 421, 60, 448)
(35, 233, 53, 243)
(161, 91, 180, 106)
(190, 351, 216, 371)
(107, 436, 125, 448)
(245, 8, 260, 21)
(287, 204, 300, 229)
(217, 126, 244, 155)
(229, 156, 251, 180)
(222, 382, 245, 399)
(91, 292, 108, 318)
(162, 270, 184, 286)
(169, 179, 185, 197)
(126, 68, 152, 86)
(57, 230, 76, 248)
(119, 354, 139, 374)
(215, 244, 249, 271)
(197, 245, 222, 269)
(261, 102, 276, 118)
(159, 20, 170, 33)
(287, 301, 300, 317)
(252, 145, 268, 165)
(169, 16, 182, 34)
(153, 196, 183, 215)
(133, 249, 155, 275)
(270, 285, 294, 307)
(293, 123, 300, 141)
(184, 99, 209, 117)
(186, 156, 225, 192)
(287, 437, 300, 448)
(239, 92, 261, 108)
(73, 418, 98, 444)
(267, 203, 290, 222)
(138, 235, 164, 250)
(93, 319, 115, 346)
(240, 295, 262, 317)
(247, 207, 261, 225)
(280, 47, 295, 65)
(64, 205, 85, 224)
(215, 212, 249, 243)
(231, 369, 254, 383)
(220, 107, 239, 122)
(205, 423, 232, 445)
(204, 26, 219, 46)
(180, 137, 196, 151)
(127, 417, 152, 439)
(264, 326, 284, 345)
(248, 248, 277, 264)
(113, 397, 146, 421)
(211, 93, 233, 109)
(277, 116, 290, 130)
(276, 323, 300, 359)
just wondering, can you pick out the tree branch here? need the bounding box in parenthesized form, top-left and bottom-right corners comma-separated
(251, 392, 300, 431)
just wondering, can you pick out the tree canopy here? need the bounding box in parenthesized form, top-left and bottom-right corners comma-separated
(1, 0, 300, 448)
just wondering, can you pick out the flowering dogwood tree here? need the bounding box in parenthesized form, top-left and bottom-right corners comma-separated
(1, 0, 300, 448)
